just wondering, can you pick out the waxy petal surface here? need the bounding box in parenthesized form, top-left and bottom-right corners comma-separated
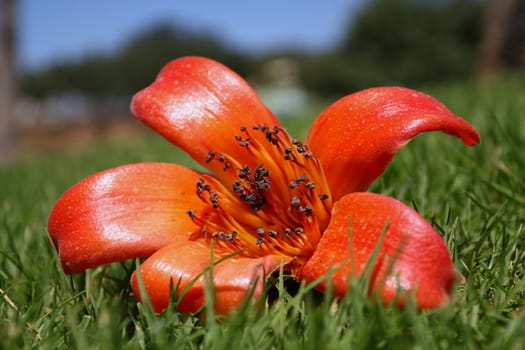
(131, 56, 281, 177)
(306, 87, 481, 201)
(298, 192, 458, 309)
(48, 163, 206, 273)
(131, 241, 283, 313)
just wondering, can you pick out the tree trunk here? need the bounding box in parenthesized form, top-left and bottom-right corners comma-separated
(0, 0, 17, 163)
(507, 0, 525, 67)
(475, 0, 519, 79)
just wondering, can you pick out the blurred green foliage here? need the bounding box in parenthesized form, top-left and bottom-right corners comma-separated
(20, 0, 485, 99)
(20, 24, 252, 99)
(302, 0, 483, 96)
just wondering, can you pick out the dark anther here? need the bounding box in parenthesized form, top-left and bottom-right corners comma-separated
(284, 228, 292, 237)
(256, 237, 265, 245)
(264, 127, 279, 145)
(302, 206, 313, 216)
(238, 165, 251, 179)
(291, 196, 301, 207)
(222, 232, 236, 241)
(290, 175, 308, 190)
(294, 227, 304, 235)
(268, 230, 278, 238)
(219, 232, 227, 240)
(235, 135, 242, 141)
(239, 139, 250, 147)
(187, 210, 197, 218)
(210, 191, 219, 208)
(318, 194, 329, 200)
(284, 147, 294, 161)
(252, 124, 260, 130)
(256, 227, 265, 236)
(292, 139, 308, 154)
(196, 178, 207, 194)
(255, 164, 269, 178)
(233, 163, 268, 211)
(241, 192, 265, 211)
(304, 152, 312, 159)
(240, 192, 254, 203)
(306, 182, 315, 189)
(253, 165, 271, 191)
(255, 179, 271, 191)
(240, 126, 247, 132)
(205, 150, 216, 163)
(232, 181, 244, 193)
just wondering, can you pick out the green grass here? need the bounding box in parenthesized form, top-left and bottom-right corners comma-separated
(1, 75, 524, 349)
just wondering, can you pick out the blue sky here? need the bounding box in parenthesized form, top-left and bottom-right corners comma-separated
(18, 0, 366, 70)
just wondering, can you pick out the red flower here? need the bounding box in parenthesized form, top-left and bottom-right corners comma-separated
(48, 56, 480, 314)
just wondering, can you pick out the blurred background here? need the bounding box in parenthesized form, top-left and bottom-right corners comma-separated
(0, 0, 524, 163)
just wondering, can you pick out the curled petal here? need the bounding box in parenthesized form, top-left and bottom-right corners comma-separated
(306, 87, 480, 201)
(48, 163, 206, 273)
(131, 56, 282, 177)
(298, 192, 459, 309)
(131, 242, 283, 313)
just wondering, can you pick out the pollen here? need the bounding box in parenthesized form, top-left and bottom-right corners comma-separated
(187, 124, 333, 266)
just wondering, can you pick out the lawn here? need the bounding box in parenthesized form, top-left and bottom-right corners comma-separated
(1, 75, 524, 349)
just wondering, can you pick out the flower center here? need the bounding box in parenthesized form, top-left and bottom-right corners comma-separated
(187, 125, 333, 265)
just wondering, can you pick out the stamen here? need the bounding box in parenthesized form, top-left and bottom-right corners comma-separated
(188, 124, 333, 265)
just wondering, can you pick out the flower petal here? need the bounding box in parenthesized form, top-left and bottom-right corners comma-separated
(298, 192, 459, 309)
(48, 162, 206, 273)
(131, 241, 282, 313)
(306, 87, 480, 201)
(131, 56, 282, 176)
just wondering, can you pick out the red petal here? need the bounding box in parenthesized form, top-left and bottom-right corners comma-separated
(298, 192, 459, 309)
(48, 162, 206, 273)
(131, 241, 282, 313)
(131, 56, 282, 176)
(306, 87, 480, 201)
